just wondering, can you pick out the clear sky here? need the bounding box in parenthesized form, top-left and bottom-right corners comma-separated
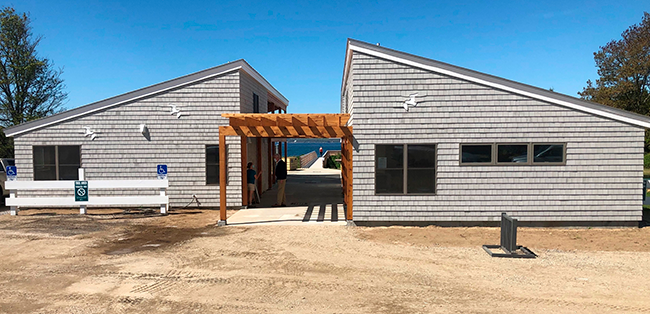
(4, 0, 648, 113)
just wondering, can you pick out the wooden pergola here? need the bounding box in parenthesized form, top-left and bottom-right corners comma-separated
(218, 113, 353, 224)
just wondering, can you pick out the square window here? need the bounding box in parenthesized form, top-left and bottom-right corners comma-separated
(33, 146, 80, 180)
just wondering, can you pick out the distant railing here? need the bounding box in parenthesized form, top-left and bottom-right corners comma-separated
(6, 169, 168, 216)
(322, 150, 341, 168)
(299, 151, 318, 168)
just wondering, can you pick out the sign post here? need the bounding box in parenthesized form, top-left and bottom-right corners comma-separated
(157, 165, 167, 180)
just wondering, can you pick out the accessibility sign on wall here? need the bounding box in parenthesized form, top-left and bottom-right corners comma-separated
(75, 181, 88, 202)
(157, 164, 167, 180)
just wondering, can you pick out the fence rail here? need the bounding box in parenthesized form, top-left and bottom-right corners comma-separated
(6, 174, 169, 216)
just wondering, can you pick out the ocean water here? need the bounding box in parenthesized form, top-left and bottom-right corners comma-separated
(283, 141, 342, 157)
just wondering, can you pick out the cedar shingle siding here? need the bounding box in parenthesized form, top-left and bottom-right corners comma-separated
(13, 70, 253, 208)
(343, 51, 644, 223)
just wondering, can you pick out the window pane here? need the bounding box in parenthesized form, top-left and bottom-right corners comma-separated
(206, 165, 218, 184)
(408, 145, 436, 168)
(461, 145, 492, 163)
(59, 166, 79, 180)
(33, 146, 56, 180)
(376, 169, 403, 194)
(408, 169, 435, 193)
(33, 146, 55, 165)
(206, 145, 219, 164)
(533, 144, 564, 163)
(34, 166, 56, 180)
(206, 145, 219, 184)
(497, 145, 528, 163)
(376, 145, 403, 169)
(58, 146, 80, 166)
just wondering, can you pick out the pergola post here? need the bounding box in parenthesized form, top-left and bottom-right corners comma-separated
(256, 137, 262, 195)
(241, 136, 248, 207)
(218, 133, 227, 225)
(344, 136, 353, 221)
(282, 109, 287, 162)
(268, 138, 273, 188)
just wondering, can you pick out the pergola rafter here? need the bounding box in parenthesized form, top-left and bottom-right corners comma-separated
(218, 113, 353, 225)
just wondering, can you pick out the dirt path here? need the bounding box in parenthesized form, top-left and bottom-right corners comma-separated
(0, 209, 649, 313)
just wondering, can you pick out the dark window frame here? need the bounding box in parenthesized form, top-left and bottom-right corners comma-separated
(32, 145, 81, 181)
(495, 142, 530, 165)
(459, 143, 566, 166)
(206, 145, 222, 185)
(375, 144, 437, 196)
(460, 143, 494, 165)
(531, 143, 567, 165)
(253, 93, 260, 113)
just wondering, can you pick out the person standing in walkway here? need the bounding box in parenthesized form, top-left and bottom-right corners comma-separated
(246, 162, 261, 207)
(319, 146, 323, 157)
(273, 154, 287, 207)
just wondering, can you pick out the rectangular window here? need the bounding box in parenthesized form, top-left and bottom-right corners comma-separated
(497, 144, 528, 164)
(407, 145, 436, 194)
(206, 145, 220, 185)
(533, 144, 565, 164)
(461, 143, 566, 166)
(375, 145, 404, 194)
(253, 93, 260, 113)
(33, 146, 80, 180)
(461, 144, 492, 164)
(376, 144, 436, 195)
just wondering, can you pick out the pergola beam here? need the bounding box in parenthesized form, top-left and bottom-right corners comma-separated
(220, 125, 352, 138)
(222, 113, 350, 127)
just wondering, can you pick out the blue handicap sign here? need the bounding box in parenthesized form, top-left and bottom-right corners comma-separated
(157, 164, 167, 179)
(6, 166, 16, 181)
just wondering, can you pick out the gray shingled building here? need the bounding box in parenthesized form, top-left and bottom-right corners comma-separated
(4, 39, 650, 226)
(342, 39, 650, 225)
(3, 60, 288, 208)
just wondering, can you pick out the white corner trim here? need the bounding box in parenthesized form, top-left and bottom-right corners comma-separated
(349, 44, 650, 129)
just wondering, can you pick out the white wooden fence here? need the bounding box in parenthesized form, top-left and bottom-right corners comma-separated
(6, 170, 168, 216)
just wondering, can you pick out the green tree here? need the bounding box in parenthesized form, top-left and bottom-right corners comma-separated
(579, 12, 650, 150)
(0, 7, 67, 158)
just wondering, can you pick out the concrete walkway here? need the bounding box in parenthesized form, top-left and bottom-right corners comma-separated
(227, 167, 345, 226)
(308, 156, 325, 169)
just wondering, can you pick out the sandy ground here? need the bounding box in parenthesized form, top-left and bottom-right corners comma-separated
(0, 208, 649, 313)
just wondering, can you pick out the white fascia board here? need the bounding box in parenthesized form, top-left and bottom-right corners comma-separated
(348, 43, 650, 129)
(5, 67, 244, 137)
(240, 62, 289, 107)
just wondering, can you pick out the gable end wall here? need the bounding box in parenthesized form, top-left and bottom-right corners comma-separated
(13, 71, 245, 208)
(349, 52, 644, 223)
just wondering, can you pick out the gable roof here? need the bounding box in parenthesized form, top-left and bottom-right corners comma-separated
(342, 39, 650, 129)
(4, 59, 289, 137)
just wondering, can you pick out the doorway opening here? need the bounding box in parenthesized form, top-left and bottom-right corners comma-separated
(218, 113, 353, 225)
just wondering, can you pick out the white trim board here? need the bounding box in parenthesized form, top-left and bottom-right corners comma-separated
(344, 40, 650, 129)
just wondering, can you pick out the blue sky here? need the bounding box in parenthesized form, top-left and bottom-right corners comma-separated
(4, 0, 647, 113)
